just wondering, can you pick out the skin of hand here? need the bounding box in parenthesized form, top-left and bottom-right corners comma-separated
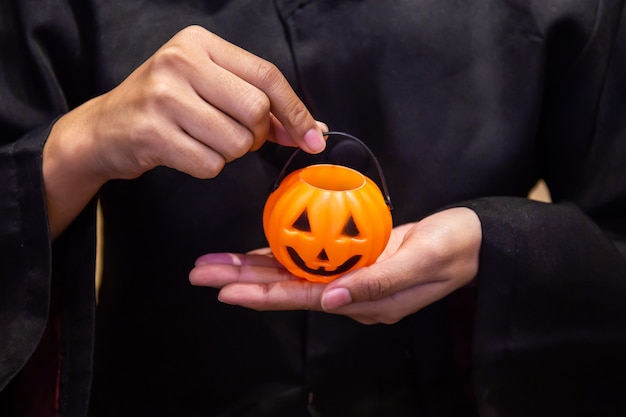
(42, 25, 327, 239)
(189, 207, 482, 325)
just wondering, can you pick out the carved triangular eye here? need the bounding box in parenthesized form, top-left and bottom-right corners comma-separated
(292, 210, 311, 232)
(342, 216, 360, 237)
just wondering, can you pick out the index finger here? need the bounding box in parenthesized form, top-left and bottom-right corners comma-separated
(202, 29, 326, 153)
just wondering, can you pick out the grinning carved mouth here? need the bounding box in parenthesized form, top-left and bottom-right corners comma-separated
(287, 247, 362, 277)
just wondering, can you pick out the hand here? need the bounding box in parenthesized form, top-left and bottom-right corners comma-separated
(43, 25, 326, 238)
(189, 207, 482, 324)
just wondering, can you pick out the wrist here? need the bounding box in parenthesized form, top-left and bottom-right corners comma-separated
(46, 101, 111, 185)
(43, 103, 108, 238)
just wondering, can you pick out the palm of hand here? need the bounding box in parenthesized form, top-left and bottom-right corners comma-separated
(189, 207, 482, 324)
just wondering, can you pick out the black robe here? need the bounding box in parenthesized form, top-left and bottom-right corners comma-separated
(2, 1, 626, 416)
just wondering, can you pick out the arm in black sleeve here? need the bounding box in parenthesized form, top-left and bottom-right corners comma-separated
(466, 3, 626, 416)
(0, 0, 97, 412)
(469, 198, 626, 417)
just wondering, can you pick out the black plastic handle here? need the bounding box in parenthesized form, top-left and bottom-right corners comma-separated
(270, 131, 393, 210)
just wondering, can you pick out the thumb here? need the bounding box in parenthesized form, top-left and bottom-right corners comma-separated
(320, 262, 412, 311)
(319, 235, 442, 312)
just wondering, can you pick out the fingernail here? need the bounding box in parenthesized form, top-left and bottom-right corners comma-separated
(316, 120, 329, 132)
(321, 288, 352, 311)
(304, 128, 326, 153)
(195, 253, 243, 266)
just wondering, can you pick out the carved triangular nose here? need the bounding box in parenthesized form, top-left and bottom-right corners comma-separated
(317, 249, 329, 261)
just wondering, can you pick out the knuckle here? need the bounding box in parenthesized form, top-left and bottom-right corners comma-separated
(145, 78, 177, 107)
(242, 94, 271, 148)
(364, 276, 392, 300)
(235, 135, 255, 158)
(305, 283, 316, 310)
(207, 157, 226, 178)
(197, 155, 225, 179)
(285, 100, 310, 127)
(225, 131, 254, 160)
(241, 90, 271, 127)
(254, 60, 283, 89)
(151, 44, 190, 73)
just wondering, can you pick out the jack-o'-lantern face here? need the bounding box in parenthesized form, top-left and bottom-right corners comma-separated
(286, 209, 364, 277)
(263, 164, 392, 283)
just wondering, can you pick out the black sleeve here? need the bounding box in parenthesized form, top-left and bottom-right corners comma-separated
(0, 0, 97, 406)
(465, 4, 626, 416)
(0, 124, 54, 391)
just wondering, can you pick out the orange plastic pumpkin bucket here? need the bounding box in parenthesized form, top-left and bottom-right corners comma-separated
(263, 131, 393, 283)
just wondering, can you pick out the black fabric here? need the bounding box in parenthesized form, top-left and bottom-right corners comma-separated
(0, 125, 51, 391)
(1, 0, 626, 416)
(466, 198, 626, 416)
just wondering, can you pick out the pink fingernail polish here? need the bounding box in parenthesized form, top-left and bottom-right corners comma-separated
(195, 253, 243, 266)
(304, 129, 326, 153)
(321, 288, 352, 310)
